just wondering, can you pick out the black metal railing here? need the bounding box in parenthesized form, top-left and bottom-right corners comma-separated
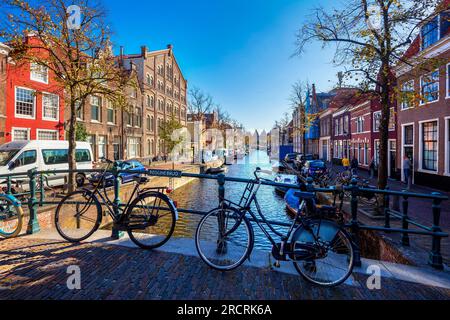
(0, 167, 448, 269)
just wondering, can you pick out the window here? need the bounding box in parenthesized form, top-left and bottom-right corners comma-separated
(343, 116, 349, 134)
(364, 143, 369, 165)
(421, 16, 439, 50)
(373, 112, 381, 132)
(421, 70, 439, 103)
(37, 130, 58, 140)
(135, 107, 142, 127)
(16, 150, 37, 166)
(374, 140, 380, 165)
(98, 135, 107, 159)
(91, 96, 101, 122)
(356, 117, 364, 133)
(146, 73, 153, 86)
(76, 101, 84, 120)
(75, 149, 92, 162)
(127, 137, 141, 158)
(388, 108, 396, 131)
(404, 125, 414, 145)
(42, 93, 59, 121)
(15, 88, 35, 118)
(12, 128, 29, 141)
(422, 121, 438, 171)
(30, 62, 48, 83)
(42, 149, 68, 164)
(401, 80, 415, 110)
(107, 101, 116, 124)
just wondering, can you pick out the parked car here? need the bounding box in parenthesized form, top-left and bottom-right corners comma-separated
(284, 153, 300, 164)
(88, 160, 147, 186)
(301, 160, 327, 178)
(0, 140, 93, 189)
(294, 154, 314, 170)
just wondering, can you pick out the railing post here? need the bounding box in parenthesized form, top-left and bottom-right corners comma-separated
(350, 178, 361, 267)
(429, 193, 443, 270)
(216, 174, 227, 254)
(306, 177, 314, 192)
(401, 191, 410, 246)
(384, 187, 391, 230)
(6, 176, 12, 194)
(111, 163, 124, 240)
(39, 174, 45, 207)
(27, 169, 40, 234)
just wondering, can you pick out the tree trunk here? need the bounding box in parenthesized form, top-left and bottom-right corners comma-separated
(377, 62, 391, 191)
(67, 99, 77, 193)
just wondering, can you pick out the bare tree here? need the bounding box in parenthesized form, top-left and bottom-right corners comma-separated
(295, 0, 446, 189)
(289, 81, 309, 154)
(0, 0, 130, 191)
(187, 87, 214, 121)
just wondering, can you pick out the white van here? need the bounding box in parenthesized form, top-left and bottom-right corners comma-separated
(0, 140, 93, 188)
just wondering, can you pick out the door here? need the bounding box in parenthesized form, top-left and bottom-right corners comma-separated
(404, 146, 414, 182)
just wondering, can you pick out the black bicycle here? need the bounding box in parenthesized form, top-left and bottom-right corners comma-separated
(55, 159, 178, 249)
(195, 168, 355, 287)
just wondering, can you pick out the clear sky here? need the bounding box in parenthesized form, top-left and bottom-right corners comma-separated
(106, 0, 340, 132)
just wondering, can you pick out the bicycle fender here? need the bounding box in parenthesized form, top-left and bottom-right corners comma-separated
(0, 194, 21, 207)
(292, 220, 340, 244)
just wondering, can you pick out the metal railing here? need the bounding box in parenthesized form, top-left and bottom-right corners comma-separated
(0, 167, 448, 270)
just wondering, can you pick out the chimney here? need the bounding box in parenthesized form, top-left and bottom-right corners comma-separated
(141, 46, 147, 58)
(167, 44, 173, 57)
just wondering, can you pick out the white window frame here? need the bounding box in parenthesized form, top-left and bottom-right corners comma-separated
(400, 80, 415, 110)
(420, 69, 440, 105)
(401, 122, 415, 183)
(418, 118, 439, 174)
(42, 92, 60, 122)
(12, 127, 31, 141)
(444, 116, 450, 176)
(446, 63, 450, 99)
(30, 62, 48, 84)
(15, 86, 36, 119)
(373, 111, 381, 133)
(37, 129, 59, 141)
(90, 96, 102, 123)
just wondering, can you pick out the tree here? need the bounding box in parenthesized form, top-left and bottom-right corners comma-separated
(289, 81, 309, 154)
(0, 0, 129, 191)
(294, 0, 447, 189)
(187, 87, 214, 121)
(159, 115, 183, 160)
(74, 123, 88, 142)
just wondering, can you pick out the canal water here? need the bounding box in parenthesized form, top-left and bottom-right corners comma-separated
(171, 150, 293, 252)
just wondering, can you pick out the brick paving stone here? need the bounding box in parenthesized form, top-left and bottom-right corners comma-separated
(0, 237, 449, 300)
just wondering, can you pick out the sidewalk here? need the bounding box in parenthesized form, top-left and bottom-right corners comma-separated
(1, 235, 449, 300)
(333, 165, 450, 265)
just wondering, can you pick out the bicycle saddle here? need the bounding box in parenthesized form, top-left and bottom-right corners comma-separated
(133, 176, 149, 184)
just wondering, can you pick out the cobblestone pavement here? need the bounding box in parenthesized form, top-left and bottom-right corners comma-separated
(0, 237, 449, 300)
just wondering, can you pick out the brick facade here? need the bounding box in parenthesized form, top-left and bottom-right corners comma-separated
(121, 45, 188, 160)
(0, 43, 10, 145)
(395, 10, 450, 189)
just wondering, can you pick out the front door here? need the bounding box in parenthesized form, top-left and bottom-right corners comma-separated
(389, 141, 397, 178)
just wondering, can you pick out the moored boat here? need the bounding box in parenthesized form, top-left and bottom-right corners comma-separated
(274, 174, 298, 195)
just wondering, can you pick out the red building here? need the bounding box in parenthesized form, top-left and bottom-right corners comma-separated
(4, 37, 64, 142)
(349, 96, 397, 178)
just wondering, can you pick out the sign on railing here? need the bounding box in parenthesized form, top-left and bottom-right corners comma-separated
(146, 169, 183, 178)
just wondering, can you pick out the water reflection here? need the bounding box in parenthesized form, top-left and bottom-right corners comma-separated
(172, 151, 293, 251)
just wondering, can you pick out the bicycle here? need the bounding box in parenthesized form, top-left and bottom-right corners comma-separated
(0, 190, 23, 238)
(195, 167, 355, 287)
(54, 158, 179, 249)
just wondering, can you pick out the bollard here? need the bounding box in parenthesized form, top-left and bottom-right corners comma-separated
(6, 176, 12, 195)
(384, 188, 391, 230)
(401, 191, 410, 246)
(27, 169, 40, 234)
(350, 178, 361, 267)
(429, 193, 443, 270)
(111, 163, 124, 240)
(39, 174, 45, 207)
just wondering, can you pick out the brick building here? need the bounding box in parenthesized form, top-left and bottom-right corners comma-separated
(0, 42, 11, 145)
(331, 106, 351, 161)
(5, 37, 65, 143)
(120, 45, 188, 160)
(395, 7, 450, 189)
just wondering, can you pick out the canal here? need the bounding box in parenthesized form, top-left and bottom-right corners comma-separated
(171, 150, 293, 251)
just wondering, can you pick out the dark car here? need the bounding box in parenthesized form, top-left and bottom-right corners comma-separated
(302, 160, 327, 178)
(294, 154, 314, 170)
(284, 153, 300, 164)
(89, 160, 147, 186)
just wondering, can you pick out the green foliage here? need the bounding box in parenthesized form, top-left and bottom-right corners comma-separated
(159, 115, 184, 155)
(75, 122, 88, 142)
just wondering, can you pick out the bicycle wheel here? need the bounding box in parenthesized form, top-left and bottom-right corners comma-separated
(0, 195, 23, 238)
(55, 190, 102, 242)
(195, 207, 253, 271)
(126, 192, 177, 250)
(292, 220, 354, 287)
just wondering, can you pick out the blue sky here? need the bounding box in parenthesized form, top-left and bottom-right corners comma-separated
(106, 0, 340, 132)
